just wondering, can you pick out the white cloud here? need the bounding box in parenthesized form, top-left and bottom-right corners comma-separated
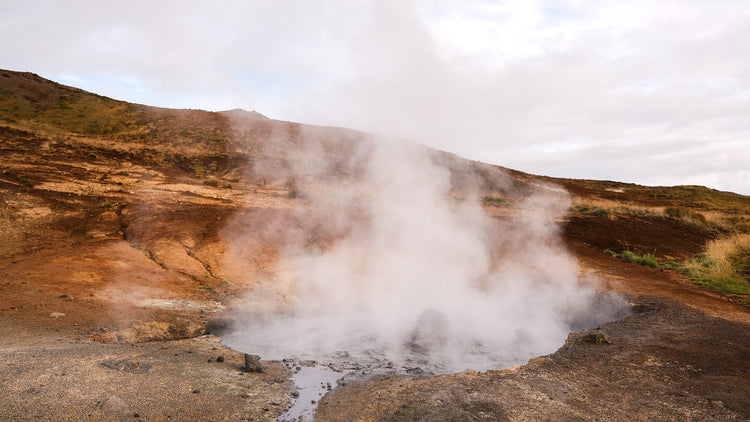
(1, 0, 749, 194)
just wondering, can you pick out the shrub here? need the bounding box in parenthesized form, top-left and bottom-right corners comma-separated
(583, 331, 610, 345)
(203, 179, 219, 188)
(286, 180, 298, 198)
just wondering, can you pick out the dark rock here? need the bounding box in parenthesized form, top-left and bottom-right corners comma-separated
(243, 354, 263, 373)
(216, 355, 224, 362)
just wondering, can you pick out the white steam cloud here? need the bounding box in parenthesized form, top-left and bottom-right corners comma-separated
(223, 131, 626, 373)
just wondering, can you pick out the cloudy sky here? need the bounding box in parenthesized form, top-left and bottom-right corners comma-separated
(2, 0, 749, 194)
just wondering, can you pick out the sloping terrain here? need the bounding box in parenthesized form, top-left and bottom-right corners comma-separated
(1, 69, 749, 421)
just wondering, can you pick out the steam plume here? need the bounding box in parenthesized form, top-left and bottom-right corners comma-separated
(223, 130, 626, 373)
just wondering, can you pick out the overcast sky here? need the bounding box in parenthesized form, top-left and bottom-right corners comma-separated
(2, 0, 749, 195)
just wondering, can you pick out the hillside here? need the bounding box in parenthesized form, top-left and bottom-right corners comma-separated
(1, 69, 749, 421)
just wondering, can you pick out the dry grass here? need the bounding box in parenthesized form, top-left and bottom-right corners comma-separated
(700, 211, 750, 233)
(570, 197, 664, 217)
(684, 233, 750, 295)
(571, 197, 750, 233)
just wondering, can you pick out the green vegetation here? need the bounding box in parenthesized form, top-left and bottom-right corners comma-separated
(604, 249, 658, 268)
(203, 179, 219, 188)
(100, 202, 113, 209)
(482, 195, 508, 207)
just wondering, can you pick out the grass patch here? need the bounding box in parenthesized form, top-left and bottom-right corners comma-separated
(203, 179, 219, 188)
(604, 249, 658, 268)
(683, 234, 750, 295)
(100, 202, 113, 209)
(198, 286, 212, 291)
(664, 207, 708, 226)
(570, 198, 662, 218)
(573, 205, 610, 217)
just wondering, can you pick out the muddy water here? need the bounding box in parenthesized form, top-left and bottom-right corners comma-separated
(278, 363, 346, 422)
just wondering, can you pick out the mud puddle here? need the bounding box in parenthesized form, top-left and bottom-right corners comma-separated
(279, 362, 345, 422)
(275, 356, 438, 422)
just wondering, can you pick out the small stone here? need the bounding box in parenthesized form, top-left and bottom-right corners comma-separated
(50, 312, 66, 318)
(291, 391, 300, 398)
(216, 355, 224, 362)
(192, 389, 200, 394)
(133, 413, 140, 418)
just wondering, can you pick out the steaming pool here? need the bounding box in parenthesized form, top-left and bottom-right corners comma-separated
(224, 292, 631, 421)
